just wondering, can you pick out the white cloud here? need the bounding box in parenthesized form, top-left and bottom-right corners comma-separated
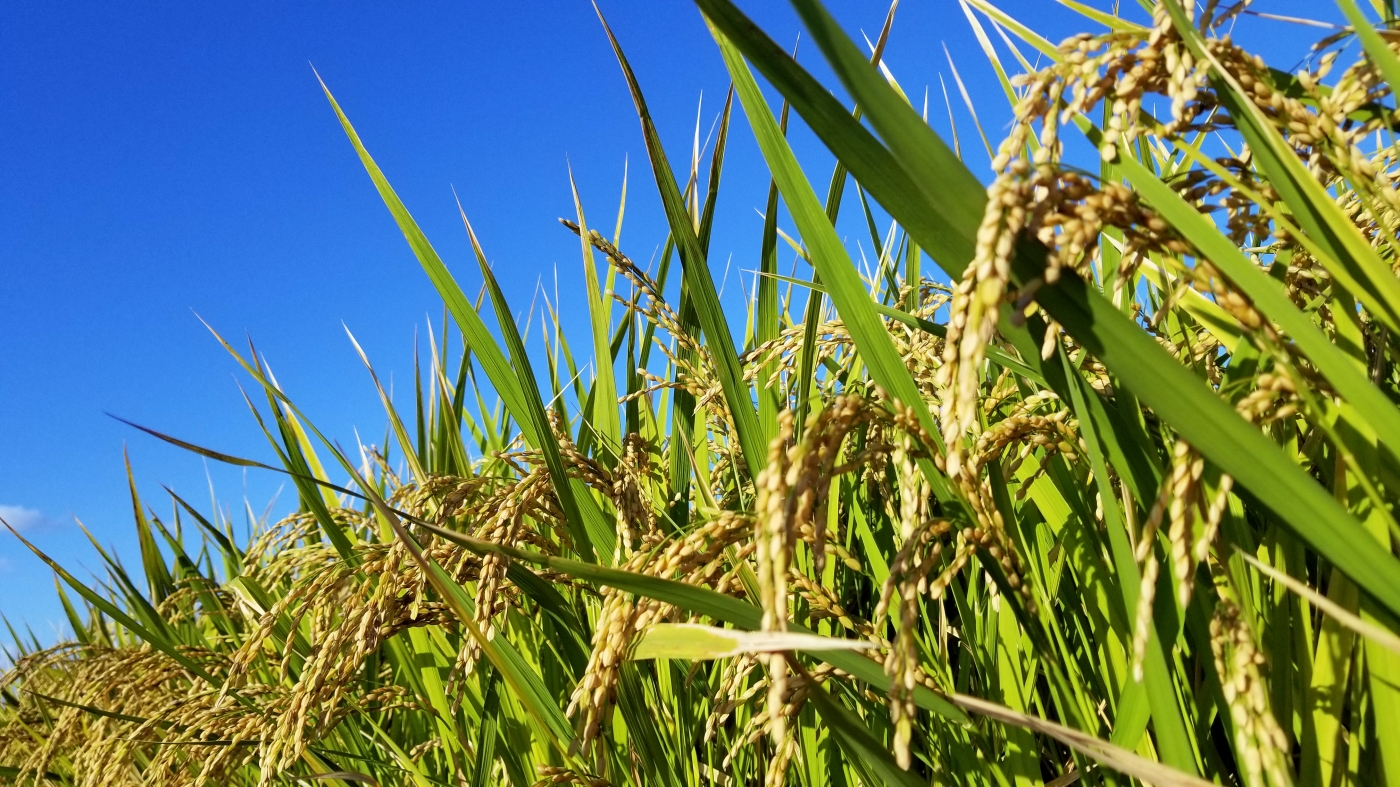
(0, 505, 52, 531)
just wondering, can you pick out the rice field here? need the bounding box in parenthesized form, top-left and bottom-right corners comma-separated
(5, 1, 1400, 785)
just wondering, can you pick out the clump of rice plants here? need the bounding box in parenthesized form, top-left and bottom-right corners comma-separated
(6, 1, 1400, 785)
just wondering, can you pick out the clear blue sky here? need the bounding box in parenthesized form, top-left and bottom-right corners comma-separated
(0, 0, 1332, 644)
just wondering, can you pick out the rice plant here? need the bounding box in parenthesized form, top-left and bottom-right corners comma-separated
(6, 1, 1400, 785)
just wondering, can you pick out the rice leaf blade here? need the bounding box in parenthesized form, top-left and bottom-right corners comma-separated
(596, 6, 770, 475)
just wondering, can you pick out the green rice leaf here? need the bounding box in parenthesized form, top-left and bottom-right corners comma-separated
(1337, 0, 1400, 95)
(1027, 264, 1400, 620)
(1161, 2, 1400, 334)
(596, 7, 770, 475)
(802, 677, 926, 787)
(1113, 138, 1400, 453)
(707, 15, 954, 500)
(697, 0, 978, 277)
(567, 168, 622, 464)
(458, 206, 611, 563)
(320, 76, 605, 563)
(630, 623, 873, 660)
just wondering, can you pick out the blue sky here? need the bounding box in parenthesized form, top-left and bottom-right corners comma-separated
(0, 0, 1334, 644)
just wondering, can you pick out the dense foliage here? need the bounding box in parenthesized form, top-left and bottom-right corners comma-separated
(7, 1, 1400, 785)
